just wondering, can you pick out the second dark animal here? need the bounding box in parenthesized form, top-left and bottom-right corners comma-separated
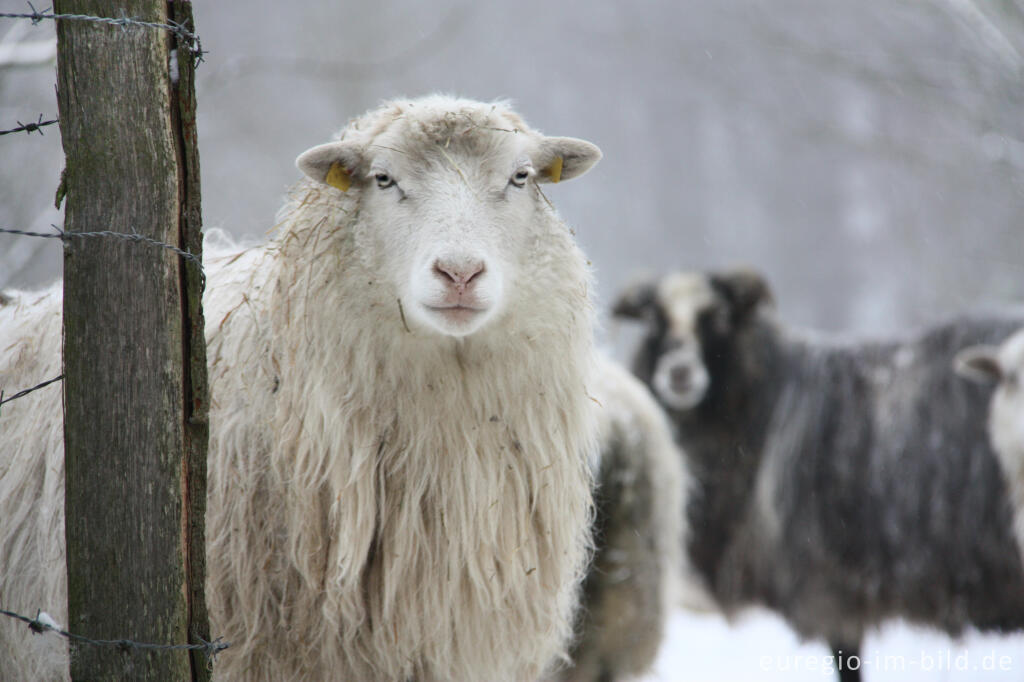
(614, 268, 1024, 682)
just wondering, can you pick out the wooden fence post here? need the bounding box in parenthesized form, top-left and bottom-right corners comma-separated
(55, 1, 210, 678)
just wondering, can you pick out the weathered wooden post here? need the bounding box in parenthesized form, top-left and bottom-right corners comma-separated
(55, 1, 210, 678)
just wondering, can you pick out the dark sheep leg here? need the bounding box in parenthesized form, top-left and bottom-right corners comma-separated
(831, 641, 862, 682)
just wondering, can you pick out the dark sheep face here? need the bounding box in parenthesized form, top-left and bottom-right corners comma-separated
(614, 269, 773, 411)
(648, 273, 717, 409)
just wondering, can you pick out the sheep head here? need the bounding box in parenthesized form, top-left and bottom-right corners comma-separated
(956, 328, 1024, 461)
(613, 269, 773, 410)
(295, 96, 601, 339)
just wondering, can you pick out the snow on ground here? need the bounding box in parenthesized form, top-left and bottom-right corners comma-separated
(645, 608, 1024, 681)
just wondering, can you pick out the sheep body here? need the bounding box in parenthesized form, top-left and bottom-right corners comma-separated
(0, 96, 603, 681)
(616, 270, 1024, 676)
(0, 287, 68, 681)
(555, 356, 688, 682)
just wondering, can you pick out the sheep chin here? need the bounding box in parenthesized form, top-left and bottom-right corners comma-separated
(655, 384, 706, 411)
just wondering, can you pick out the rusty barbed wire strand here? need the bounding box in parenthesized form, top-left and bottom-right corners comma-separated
(0, 225, 204, 275)
(0, 607, 229, 665)
(0, 114, 58, 137)
(0, 2, 204, 63)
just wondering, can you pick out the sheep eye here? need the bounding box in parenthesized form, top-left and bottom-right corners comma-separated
(375, 173, 395, 189)
(510, 169, 531, 188)
(700, 307, 731, 335)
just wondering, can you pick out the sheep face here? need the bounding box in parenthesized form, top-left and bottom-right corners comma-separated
(613, 269, 773, 410)
(642, 272, 715, 410)
(957, 328, 1024, 461)
(295, 98, 601, 339)
(358, 148, 518, 338)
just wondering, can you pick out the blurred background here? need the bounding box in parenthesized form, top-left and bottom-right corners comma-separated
(2, 0, 1023, 679)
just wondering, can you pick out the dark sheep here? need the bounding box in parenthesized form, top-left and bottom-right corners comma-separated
(613, 268, 1024, 682)
(554, 357, 687, 682)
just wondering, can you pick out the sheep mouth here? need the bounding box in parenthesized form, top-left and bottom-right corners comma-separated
(425, 304, 488, 325)
(657, 387, 706, 411)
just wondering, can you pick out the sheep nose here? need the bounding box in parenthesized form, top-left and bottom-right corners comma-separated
(433, 258, 485, 291)
(669, 364, 691, 389)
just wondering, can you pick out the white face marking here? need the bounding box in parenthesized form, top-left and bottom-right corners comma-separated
(651, 273, 716, 409)
(358, 136, 537, 338)
(653, 346, 710, 410)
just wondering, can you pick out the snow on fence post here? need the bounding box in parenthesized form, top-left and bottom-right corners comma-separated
(54, 1, 210, 679)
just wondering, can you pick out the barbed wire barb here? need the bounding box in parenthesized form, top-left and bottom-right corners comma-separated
(0, 114, 59, 137)
(0, 2, 213, 675)
(0, 2, 204, 64)
(0, 607, 229, 664)
(0, 226, 204, 277)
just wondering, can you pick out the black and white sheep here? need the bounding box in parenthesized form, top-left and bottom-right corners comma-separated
(0, 96, 605, 681)
(614, 268, 1024, 682)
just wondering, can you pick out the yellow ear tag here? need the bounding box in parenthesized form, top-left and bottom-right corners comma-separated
(548, 156, 564, 184)
(326, 162, 352, 192)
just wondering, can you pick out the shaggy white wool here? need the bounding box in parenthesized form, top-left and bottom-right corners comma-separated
(958, 328, 1024, 570)
(986, 330, 1024, 479)
(0, 286, 69, 681)
(0, 96, 602, 682)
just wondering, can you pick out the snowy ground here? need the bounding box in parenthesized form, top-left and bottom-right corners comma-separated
(645, 608, 1024, 681)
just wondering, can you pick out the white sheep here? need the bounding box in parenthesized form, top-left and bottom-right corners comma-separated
(0, 286, 68, 682)
(0, 95, 604, 681)
(957, 328, 1024, 566)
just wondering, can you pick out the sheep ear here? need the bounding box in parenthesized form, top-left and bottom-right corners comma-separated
(534, 137, 602, 183)
(296, 141, 364, 192)
(954, 345, 1002, 384)
(612, 280, 658, 320)
(711, 269, 774, 317)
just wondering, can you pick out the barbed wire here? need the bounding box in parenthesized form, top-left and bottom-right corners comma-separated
(1, 5, 215, 676)
(198, 4, 470, 92)
(0, 375, 63, 415)
(0, 2, 204, 63)
(0, 225, 204, 275)
(0, 607, 229, 666)
(0, 114, 58, 137)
